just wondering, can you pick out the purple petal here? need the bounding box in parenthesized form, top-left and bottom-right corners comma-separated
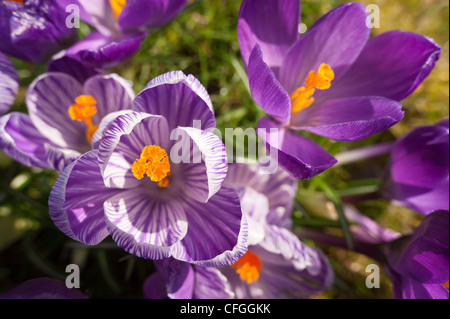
(290, 96, 404, 142)
(323, 31, 441, 101)
(193, 266, 234, 299)
(174, 127, 228, 202)
(104, 189, 188, 259)
(0, 278, 88, 299)
(280, 3, 370, 95)
(0, 112, 80, 171)
(237, 0, 300, 74)
(384, 122, 449, 215)
(26, 72, 89, 152)
(385, 210, 449, 284)
(83, 73, 135, 123)
(0, 52, 18, 115)
(47, 54, 102, 84)
(247, 45, 291, 125)
(0, 2, 30, 61)
(150, 259, 194, 299)
(48, 150, 119, 245)
(142, 273, 169, 299)
(171, 186, 248, 267)
(65, 31, 146, 70)
(118, 0, 187, 31)
(391, 273, 449, 299)
(133, 71, 216, 131)
(98, 111, 170, 189)
(257, 117, 337, 180)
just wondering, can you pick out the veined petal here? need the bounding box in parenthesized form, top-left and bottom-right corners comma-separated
(150, 259, 194, 299)
(118, 0, 187, 31)
(104, 189, 188, 259)
(280, 2, 370, 95)
(171, 186, 248, 267)
(47, 54, 101, 85)
(98, 111, 170, 189)
(257, 117, 337, 180)
(173, 127, 228, 202)
(83, 73, 135, 124)
(193, 265, 234, 299)
(322, 31, 441, 101)
(392, 275, 449, 299)
(133, 71, 215, 131)
(290, 96, 404, 142)
(247, 45, 291, 125)
(26, 72, 88, 151)
(0, 52, 18, 115)
(237, 0, 300, 74)
(0, 112, 79, 171)
(48, 150, 120, 245)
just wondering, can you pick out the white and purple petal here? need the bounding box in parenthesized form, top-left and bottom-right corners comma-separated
(0, 52, 18, 115)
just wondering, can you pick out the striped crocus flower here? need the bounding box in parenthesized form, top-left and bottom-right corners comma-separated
(0, 71, 135, 171)
(0, 51, 18, 115)
(48, 71, 248, 266)
(238, 0, 441, 180)
(54, 0, 187, 69)
(0, 0, 78, 64)
(143, 163, 333, 299)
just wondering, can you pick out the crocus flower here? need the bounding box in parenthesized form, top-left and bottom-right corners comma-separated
(48, 71, 248, 266)
(382, 119, 449, 215)
(143, 162, 333, 299)
(238, 0, 441, 180)
(0, 71, 135, 171)
(0, 0, 78, 64)
(53, 0, 187, 69)
(0, 51, 18, 115)
(301, 206, 449, 299)
(0, 278, 89, 299)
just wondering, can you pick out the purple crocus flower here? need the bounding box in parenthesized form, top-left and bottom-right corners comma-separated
(0, 71, 135, 171)
(382, 119, 449, 215)
(143, 162, 333, 299)
(238, 0, 441, 180)
(48, 71, 248, 266)
(0, 278, 89, 299)
(0, 0, 78, 64)
(53, 0, 187, 69)
(0, 51, 18, 115)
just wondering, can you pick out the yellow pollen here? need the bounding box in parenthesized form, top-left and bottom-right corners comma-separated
(131, 145, 171, 185)
(231, 250, 262, 284)
(68, 95, 99, 144)
(109, 0, 126, 18)
(290, 63, 335, 115)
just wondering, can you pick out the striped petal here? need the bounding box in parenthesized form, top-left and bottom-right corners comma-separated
(0, 52, 18, 115)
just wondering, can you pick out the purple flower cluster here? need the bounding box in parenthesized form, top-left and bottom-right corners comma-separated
(0, 0, 448, 300)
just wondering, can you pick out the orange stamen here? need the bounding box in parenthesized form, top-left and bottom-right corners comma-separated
(68, 95, 99, 144)
(131, 145, 171, 186)
(109, 0, 126, 18)
(231, 250, 262, 284)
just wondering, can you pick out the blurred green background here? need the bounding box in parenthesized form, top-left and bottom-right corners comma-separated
(0, 0, 448, 299)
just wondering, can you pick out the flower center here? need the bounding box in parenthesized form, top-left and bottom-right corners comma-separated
(109, 0, 126, 18)
(443, 282, 449, 289)
(231, 250, 262, 284)
(290, 63, 335, 115)
(68, 95, 99, 144)
(131, 145, 171, 187)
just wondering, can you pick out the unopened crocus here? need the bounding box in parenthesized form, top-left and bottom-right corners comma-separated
(48, 71, 247, 266)
(0, 71, 135, 171)
(54, 0, 187, 69)
(0, 51, 18, 115)
(143, 162, 333, 299)
(238, 0, 441, 180)
(382, 119, 449, 215)
(0, 278, 89, 299)
(0, 0, 78, 64)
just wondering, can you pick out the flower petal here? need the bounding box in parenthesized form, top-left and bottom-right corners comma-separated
(0, 112, 79, 171)
(0, 52, 18, 115)
(247, 45, 291, 125)
(171, 186, 248, 267)
(280, 2, 370, 94)
(118, 0, 187, 31)
(65, 31, 146, 70)
(133, 71, 215, 131)
(323, 31, 441, 101)
(48, 150, 119, 245)
(290, 96, 404, 142)
(237, 0, 300, 74)
(104, 189, 188, 259)
(26, 72, 88, 151)
(150, 259, 194, 299)
(391, 274, 449, 299)
(47, 54, 101, 84)
(257, 117, 337, 180)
